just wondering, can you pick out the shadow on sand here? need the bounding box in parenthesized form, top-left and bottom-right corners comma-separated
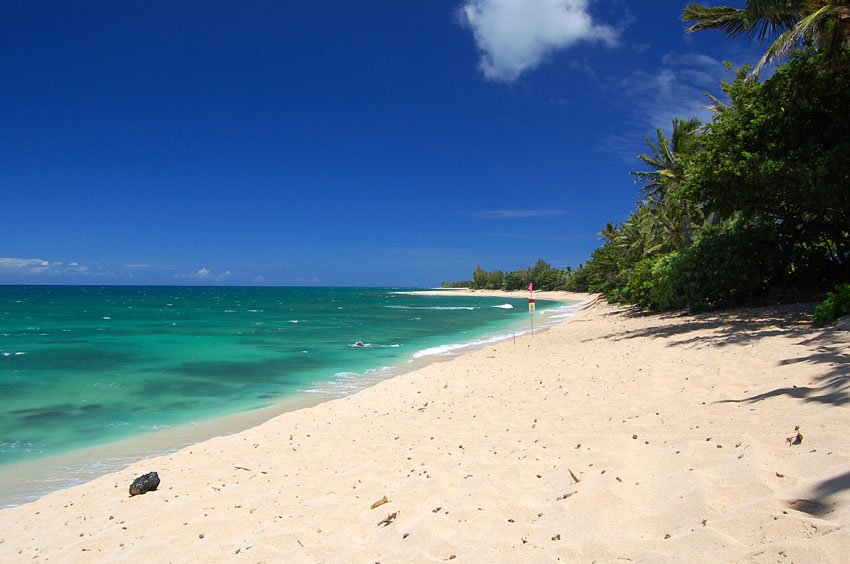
(589, 303, 849, 407)
(591, 302, 850, 517)
(787, 470, 850, 517)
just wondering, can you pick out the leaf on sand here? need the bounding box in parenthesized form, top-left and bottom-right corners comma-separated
(569, 469, 581, 483)
(371, 496, 389, 509)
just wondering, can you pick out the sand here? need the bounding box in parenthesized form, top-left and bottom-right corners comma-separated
(1, 294, 849, 562)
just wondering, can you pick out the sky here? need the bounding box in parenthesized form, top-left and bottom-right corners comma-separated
(1, 1, 758, 287)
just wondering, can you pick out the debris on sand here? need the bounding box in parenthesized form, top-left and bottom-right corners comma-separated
(786, 426, 803, 446)
(371, 496, 389, 510)
(378, 512, 398, 527)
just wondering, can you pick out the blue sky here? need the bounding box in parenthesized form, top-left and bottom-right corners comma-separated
(1, 1, 756, 286)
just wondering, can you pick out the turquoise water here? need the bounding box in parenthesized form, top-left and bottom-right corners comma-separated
(1, 286, 569, 475)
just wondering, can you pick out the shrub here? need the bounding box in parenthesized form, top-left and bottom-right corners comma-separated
(813, 283, 850, 326)
(622, 256, 661, 308)
(647, 253, 682, 310)
(647, 224, 781, 311)
(565, 266, 590, 292)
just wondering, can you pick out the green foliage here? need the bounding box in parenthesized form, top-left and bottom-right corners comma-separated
(683, 1, 850, 77)
(812, 283, 850, 326)
(565, 264, 590, 292)
(684, 49, 850, 282)
(440, 280, 472, 288)
(535, 268, 564, 291)
(447, 261, 572, 292)
(644, 253, 681, 311)
(449, 41, 849, 313)
(647, 224, 781, 311)
(472, 265, 487, 289)
(622, 257, 660, 308)
(577, 242, 629, 296)
(503, 270, 529, 291)
(530, 259, 552, 280)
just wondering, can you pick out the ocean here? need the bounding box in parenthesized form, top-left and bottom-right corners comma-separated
(0, 285, 578, 506)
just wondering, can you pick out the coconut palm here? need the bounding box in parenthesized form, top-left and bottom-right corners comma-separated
(631, 118, 702, 247)
(632, 117, 701, 201)
(683, 1, 850, 76)
(599, 222, 620, 243)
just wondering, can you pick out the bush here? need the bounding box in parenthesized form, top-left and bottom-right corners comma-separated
(647, 224, 781, 311)
(813, 283, 850, 326)
(503, 270, 529, 291)
(565, 266, 590, 292)
(622, 257, 661, 308)
(534, 268, 565, 291)
(606, 286, 625, 304)
(646, 253, 682, 310)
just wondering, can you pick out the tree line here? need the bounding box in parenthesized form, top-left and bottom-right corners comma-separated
(441, 259, 572, 291)
(448, 2, 850, 313)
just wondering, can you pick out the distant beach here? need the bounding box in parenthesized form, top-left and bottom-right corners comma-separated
(1, 294, 847, 562)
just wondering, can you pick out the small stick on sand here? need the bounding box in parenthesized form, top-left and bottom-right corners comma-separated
(371, 496, 389, 509)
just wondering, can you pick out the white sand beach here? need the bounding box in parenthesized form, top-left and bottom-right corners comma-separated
(1, 294, 848, 562)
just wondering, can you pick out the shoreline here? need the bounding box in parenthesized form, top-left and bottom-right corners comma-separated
(2, 297, 847, 561)
(0, 291, 588, 508)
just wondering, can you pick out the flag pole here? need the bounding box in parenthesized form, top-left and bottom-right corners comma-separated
(529, 282, 535, 338)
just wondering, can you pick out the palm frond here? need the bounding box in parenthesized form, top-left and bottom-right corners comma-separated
(789, 4, 833, 43)
(703, 92, 729, 114)
(744, 0, 805, 42)
(752, 26, 799, 75)
(683, 4, 754, 38)
(751, 5, 832, 75)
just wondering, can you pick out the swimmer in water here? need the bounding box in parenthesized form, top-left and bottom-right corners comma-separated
(354, 341, 366, 348)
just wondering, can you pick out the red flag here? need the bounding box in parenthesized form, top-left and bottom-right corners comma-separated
(529, 282, 533, 293)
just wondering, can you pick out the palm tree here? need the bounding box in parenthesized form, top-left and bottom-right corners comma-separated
(632, 118, 701, 200)
(599, 222, 620, 243)
(619, 209, 653, 259)
(683, 1, 850, 76)
(631, 118, 702, 247)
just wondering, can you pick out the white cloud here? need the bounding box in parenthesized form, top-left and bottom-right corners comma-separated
(625, 53, 728, 131)
(177, 267, 232, 281)
(598, 52, 735, 161)
(0, 258, 49, 270)
(472, 209, 568, 219)
(459, 0, 618, 82)
(0, 257, 90, 275)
